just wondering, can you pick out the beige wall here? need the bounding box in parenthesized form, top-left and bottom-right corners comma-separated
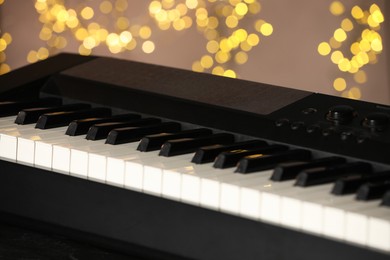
(1, 0, 389, 104)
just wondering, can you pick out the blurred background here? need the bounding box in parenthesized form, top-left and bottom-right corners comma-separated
(0, 0, 389, 104)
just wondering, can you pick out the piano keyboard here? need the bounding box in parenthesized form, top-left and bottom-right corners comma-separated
(0, 53, 389, 259)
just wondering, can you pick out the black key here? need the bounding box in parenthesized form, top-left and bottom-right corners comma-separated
(106, 122, 182, 145)
(66, 113, 141, 136)
(191, 140, 268, 164)
(381, 190, 390, 206)
(332, 171, 390, 195)
(15, 103, 91, 125)
(159, 133, 235, 157)
(35, 107, 112, 129)
(213, 145, 287, 169)
(137, 128, 212, 152)
(271, 156, 347, 181)
(295, 162, 372, 187)
(0, 98, 62, 117)
(86, 118, 160, 140)
(235, 149, 312, 174)
(356, 182, 390, 201)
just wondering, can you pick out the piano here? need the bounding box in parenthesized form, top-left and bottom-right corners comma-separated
(0, 53, 389, 259)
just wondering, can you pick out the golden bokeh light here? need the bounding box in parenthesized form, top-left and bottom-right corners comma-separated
(319, 2, 385, 100)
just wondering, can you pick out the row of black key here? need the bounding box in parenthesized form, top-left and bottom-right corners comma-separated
(3, 98, 390, 206)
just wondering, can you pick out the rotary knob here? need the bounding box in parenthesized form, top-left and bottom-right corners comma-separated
(362, 112, 390, 131)
(326, 105, 356, 124)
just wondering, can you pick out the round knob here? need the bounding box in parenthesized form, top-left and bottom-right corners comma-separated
(326, 105, 356, 124)
(362, 112, 390, 131)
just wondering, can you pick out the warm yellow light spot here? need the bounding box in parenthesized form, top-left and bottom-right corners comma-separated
(75, 28, 88, 41)
(235, 3, 248, 16)
(341, 18, 353, 32)
(0, 64, 10, 75)
(106, 33, 120, 46)
(207, 16, 219, 29)
(234, 29, 248, 42)
(37, 47, 49, 60)
(52, 21, 65, 33)
(116, 17, 129, 30)
(333, 78, 347, 91)
(149, 1, 162, 14)
(228, 36, 240, 49)
(176, 3, 188, 16)
(371, 38, 383, 52)
(55, 36, 67, 49)
(66, 16, 79, 28)
(235, 51, 248, 64)
(78, 45, 92, 56)
(139, 26, 152, 39)
(100, 1, 113, 14)
(142, 41, 155, 54)
(212, 66, 224, 76)
(240, 41, 252, 51)
(219, 39, 232, 52)
(81, 7, 94, 20)
(186, 0, 198, 9)
(317, 42, 331, 56)
(223, 70, 236, 78)
(0, 0, 5, 5)
(204, 29, 218, 41)
(56, 9, 69, 22)
(115, 0, 128, 12)
(331, 51, 343, 64)
(367, 51, 378, 64)
(348, 61, 359, 73)
(96, 29, 108, 41)
(192, 61, 204, 72)
(172, 19, 186, 31)
(206, 40, 219, 54)
(162, 0, 175, 9)
(247, 33, 259, 46)
(356, 51, 369, 65)
(126, 39, 137, 51)
(83, 37, 97, 49)
(215, 51, 230, 64)
(200, 55, 213, 69)
(328, 37, 341, 49)
(350, 42, 360, 55)
(338, 58, 351, 72)
(371, 10, 384, 24)
(0, 39, 7, 52)
(359, 39, 371, 52)
(354, 70, 367, 84)
(330, 1, 344, 16)
(351, 6, 364, 20)
(334, 28, 347, 42)
(248, 2, 261, 14)
(348, 87, 361, 100)
(182, 16, 193, 29)
(367, 15, 379, 28)
(244, 0, 256, 3)
(260, 23, 273, 36)
(226, 15, 238, 28)
(27, 51, 38, 63)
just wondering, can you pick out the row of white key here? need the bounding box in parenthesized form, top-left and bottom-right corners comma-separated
(0, 115, 389, 253)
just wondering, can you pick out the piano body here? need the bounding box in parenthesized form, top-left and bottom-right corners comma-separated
(0, 53, 390, 259)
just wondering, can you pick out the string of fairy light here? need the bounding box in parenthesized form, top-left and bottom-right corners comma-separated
(317, 1, 384, 100)
(0, 0, 386, 101)
(148, 0, 273, 78)
(27, 0, 272, 79)
(0, 0, 12, 75)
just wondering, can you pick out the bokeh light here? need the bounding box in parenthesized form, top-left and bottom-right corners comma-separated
(317, 1, 385, 100)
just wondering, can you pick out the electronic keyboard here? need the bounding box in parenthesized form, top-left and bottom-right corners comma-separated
(0, 53, 389, 259)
